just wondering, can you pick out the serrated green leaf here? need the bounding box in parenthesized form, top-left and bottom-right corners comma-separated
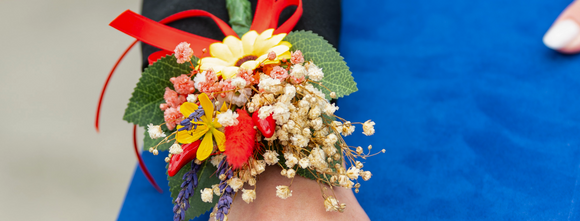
(284, 31, 358, 99)
(123, 55, 197, 128)
(226, 0, 252, 37)
(168, 161, 220, 220)
(142, 128, 172, 151)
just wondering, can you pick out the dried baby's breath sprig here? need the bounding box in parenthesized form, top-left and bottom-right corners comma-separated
(275, 185, 292, 199)
(241, 189, 256, 203)
(147, 124, 166, 139)
(324, 196, 340, 212)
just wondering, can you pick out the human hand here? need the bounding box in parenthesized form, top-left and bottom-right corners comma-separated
(543, 1, 580, 54)
(210, 165, 370, 221)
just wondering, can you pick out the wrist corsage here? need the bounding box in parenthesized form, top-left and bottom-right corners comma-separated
(96, 0, 383, 220)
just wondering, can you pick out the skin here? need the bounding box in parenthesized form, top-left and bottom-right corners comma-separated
(546, 0, 580, 53)
(209, 165, 370, 221)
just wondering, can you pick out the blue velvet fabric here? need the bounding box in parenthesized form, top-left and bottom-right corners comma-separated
(118, 153, 183, 220)
(118, 0, 580, 220)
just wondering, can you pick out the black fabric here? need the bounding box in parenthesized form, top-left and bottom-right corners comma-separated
(140, 0, 342, 70)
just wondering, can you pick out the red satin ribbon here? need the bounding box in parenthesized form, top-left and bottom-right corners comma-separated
(252, 0, 303, 34)
(110, 10, 238, 59)
(96, 0, 303, 192)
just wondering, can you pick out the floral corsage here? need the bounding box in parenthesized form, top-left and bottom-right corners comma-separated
(97, 0, 383, 220)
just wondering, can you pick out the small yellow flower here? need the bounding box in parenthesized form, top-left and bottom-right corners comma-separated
(199, 29, 292, 79)
(176, 93, 228, 161)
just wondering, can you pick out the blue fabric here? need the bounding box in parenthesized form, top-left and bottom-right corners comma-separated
(118, 152, 213, 220)
(119, 0, 580, 220)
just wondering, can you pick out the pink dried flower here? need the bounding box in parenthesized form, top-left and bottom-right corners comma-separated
(204, 69, 218, 83)
(174, 42, 194, 64)
(237, 68, 255, 85)
(291, 75, 305, 84)
(170, 74, 195, 95)
(270, 66, 288, 80)
(178, 95, 186, 105)
(198, 82, 217, 96)
(197, 69, 220, 95)
(164, 87, 186, 108)
(164, 88, 178, 104)
(160, 103, 168, 111)
(163, 107, 183, 130)
(291, 50, 304, 65)
(218, 79, 235, 97)
(267, 51, 277, 60)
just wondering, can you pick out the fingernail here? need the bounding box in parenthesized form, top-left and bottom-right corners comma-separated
(544, 19, 580, 50)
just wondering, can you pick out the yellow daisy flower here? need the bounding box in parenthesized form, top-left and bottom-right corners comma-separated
(199, 29, 292, 79)
(176, 93, 228, 161)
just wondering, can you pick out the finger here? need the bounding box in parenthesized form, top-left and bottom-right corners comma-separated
(543, 1, 580, 54)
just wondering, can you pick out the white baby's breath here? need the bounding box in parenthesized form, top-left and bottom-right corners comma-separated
(231, 77, 247, 88)
(308, 106, 321, 119)
(193, 71, 207, 90)
(361, 171, 372, 181)
(253, 160, 266, 174)
(346, 166, 360, 180)
(168, 143, 183, 155)
(212, 184, 221, 196)
(284, 84, 296, 98)
(342, 123, 355, 136)
(299, 158, 310, 169)
(228, 177, 244, 192)
(291, 64, 306, 79)
(286, 169, 296, 178)
(324, 196, 339, 212)
(275, 185, 292, 199)
(324, 134, 338, 147)
(241, 189, 256, 203)
(284, 152, 298, 168)
(258, 75, 281, 93)
(311, 117, 324, 131)
(306, 64, 324, 81)
(362, 120, 376, 136)
(291, 134, 309, 148)
(263, 150, 280, 165)
(258, 105, 274, 120)
(216, 109, 239, 127)
(201, 188, 213, 203)
(187, 94, 198, 103)
(147, 124, 166, 139)
(211, 154, 225, 167)
(324, 103, 339, 115)
(356, 146, 363, 155)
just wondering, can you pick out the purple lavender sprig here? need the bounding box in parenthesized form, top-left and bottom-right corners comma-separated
(173, 162, 201, 221)
(178, 109, 205, 131)
(215, 158, 234, 221)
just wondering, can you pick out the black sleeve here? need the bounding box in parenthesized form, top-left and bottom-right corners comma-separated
(140, 0, 341, 70)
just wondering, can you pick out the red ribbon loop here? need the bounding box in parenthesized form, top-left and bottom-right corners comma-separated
(252, 0, 303, 34)
(110, 10, 237, 58)
(96, 0, 303, 192)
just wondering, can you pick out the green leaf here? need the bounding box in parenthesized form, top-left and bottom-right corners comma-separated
(284, 31, 358, 99)
(226, 0, 252, 37)
(142, 128, 172, 151)
(123, 55, 197, 128)
(168, 161, 221, 220)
